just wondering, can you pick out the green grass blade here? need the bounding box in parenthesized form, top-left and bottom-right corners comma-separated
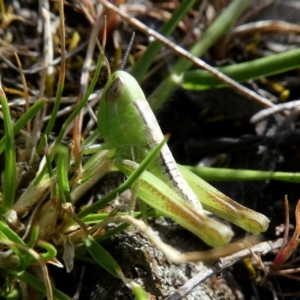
(0, 98, 46, 155)
(0, 221, 25, 246)
(16, 271, 70, 300)
(36, 81, 64, 154)
(84, 235, 148, 299)
(0, 221, 25, 260)
(36, 85, 64, 155)
(81, 211, 162, 225)
(45, 146, 54, 178)
(131, 0, 197, 82)
(54, 54, 104, 149)
(36, 240, 57, 260)
(22, 225, 40, 268)
(181, 47, 300, 90)
(36, 1, 66, 155)
(0, 84, 16, 210)
(0, 221, 25, 245)
(33, 52, 105, 186)
(81, 130, 101, 148)
(27, 225, 39, 249)
(84, 235, 120, 278)
(148, 0, 251, 111)
(133, 287, 148, 300)
(57, 146, 72, 203)
(185, 166, 300, 183)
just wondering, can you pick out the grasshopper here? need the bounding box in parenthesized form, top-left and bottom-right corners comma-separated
(97, 68, 269, 247)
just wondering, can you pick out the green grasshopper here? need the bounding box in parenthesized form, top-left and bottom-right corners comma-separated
(97, 67, 269, 247)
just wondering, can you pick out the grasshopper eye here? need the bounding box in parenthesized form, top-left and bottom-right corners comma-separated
(105, 76, 124, 102)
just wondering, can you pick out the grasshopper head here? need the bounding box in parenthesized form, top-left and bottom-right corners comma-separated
(98, 71, 149, 148)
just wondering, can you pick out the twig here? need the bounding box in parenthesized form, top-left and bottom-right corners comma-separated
(14, 53, 30, 132)
(31, 0, 52, 150)
(0, 42, 88, 75)
(250, 100, 300, 123)
(98, 0, 274, 109)
(167, 238, 283, 300)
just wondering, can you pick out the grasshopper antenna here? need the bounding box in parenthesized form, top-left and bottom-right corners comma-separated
(95, 16, 111, 78)
(119, 32, 135, 71)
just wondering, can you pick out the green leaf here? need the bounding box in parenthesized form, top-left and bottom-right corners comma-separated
(16, 271, 70, 300)
(84, 235, 120, 278)
(131, 0, 198, 82)
(148, 0, 252, 110)
(181, 47, 300, 90)
(0, 84, 16, 210)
